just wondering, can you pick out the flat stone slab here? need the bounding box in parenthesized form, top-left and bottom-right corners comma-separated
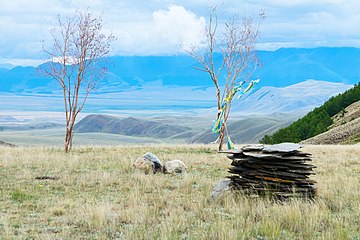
(218, 149, 243, 154)
(262, 143, 302, 153)
(241, 144, 265, 151)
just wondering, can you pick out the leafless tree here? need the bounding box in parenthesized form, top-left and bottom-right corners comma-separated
(187, 6, 265, 151)
(43, 10, 115, 152)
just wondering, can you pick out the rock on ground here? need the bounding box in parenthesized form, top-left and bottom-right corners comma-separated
(133, 152, 163, 174)
(210, 180, 231, 199)
(163, 160, 188, 174)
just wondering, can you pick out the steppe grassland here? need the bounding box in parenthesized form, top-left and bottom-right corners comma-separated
(0, 145, 360, 239)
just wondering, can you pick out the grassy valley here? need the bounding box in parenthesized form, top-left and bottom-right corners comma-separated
(0, 114, 299, 147)
(0, 128, 179, 147)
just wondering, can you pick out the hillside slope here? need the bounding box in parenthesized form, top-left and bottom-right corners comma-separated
(331, 100, 360, 128)
(74, 114, 192, 138)
(188, 115, 297, 144)
(260, 82, 360, 144)
(302, 100, 360, 144)
(0, 140, 16, 147)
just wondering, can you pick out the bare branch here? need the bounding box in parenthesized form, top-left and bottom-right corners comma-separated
(186, 5, 265, 151)
(42, 10, 115, 152)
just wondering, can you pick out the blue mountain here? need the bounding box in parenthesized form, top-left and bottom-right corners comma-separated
(256, 47, 360, 87)
(0, 63, 14, 70)
(0, 66, 54, 93)
(106, 55, 207, 86)
(0, 47, 359, 93)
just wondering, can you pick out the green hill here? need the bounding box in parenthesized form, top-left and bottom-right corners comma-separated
(260, 82, 360, 144)
(302, 100, 360, 144)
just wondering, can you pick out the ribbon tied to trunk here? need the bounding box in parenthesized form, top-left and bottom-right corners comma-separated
(211, 79, 260, 149)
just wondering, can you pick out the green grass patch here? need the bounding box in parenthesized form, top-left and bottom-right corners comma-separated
(10, 189, 34, 202)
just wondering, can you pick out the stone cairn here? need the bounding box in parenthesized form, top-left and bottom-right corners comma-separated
(220, 143, 317, 199)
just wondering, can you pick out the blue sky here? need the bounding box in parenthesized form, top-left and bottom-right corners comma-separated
(1, 0, 360, 66)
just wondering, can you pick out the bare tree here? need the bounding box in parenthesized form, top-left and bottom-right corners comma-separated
(187, 6, 265, 151)
(43, 10, 115, 152)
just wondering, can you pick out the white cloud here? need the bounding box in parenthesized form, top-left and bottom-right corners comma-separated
(111, 5, 205, 55)
(1, 0, 360, 65)
(153, 5, 205, 50)
(245, 0, 360, 50)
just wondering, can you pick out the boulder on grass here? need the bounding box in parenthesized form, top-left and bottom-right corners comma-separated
(210, 180, 231, 200)
(163, 160, 188, 174)
(133, 152, 163, 174)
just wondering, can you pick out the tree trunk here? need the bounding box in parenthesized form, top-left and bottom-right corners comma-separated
(64, 127, 73, 153)
(216, 87, 221, 119)
(218, 125, 225, 151)
(216, 85, 224, 151)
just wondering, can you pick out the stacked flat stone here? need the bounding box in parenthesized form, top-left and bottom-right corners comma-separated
(221, 143, 317, 198)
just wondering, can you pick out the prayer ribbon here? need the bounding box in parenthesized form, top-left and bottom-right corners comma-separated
(211, 79, 260, 149)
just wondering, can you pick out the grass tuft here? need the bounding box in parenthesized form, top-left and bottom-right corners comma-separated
(10, 189, 33, 203)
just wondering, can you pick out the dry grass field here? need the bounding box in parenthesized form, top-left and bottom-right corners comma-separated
(0, 144, 360, 239)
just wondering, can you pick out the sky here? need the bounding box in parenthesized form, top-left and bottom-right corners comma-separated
(1, 0, 360, 66)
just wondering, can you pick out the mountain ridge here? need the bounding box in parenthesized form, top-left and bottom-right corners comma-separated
(187, 115, 297, 144)
(0, 140, 16, 147)
(1, 47, 359, 94)
(74, 114, 192, 138)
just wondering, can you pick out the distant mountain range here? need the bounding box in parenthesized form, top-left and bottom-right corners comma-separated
(0, 122, 62, 131)
(0, 115, 18, 122)
(0, 78, 352, 145)
(0, 47, 359, 94)
(255, 47, 360, 87)
(1, 47, 359, 146)
(0, 63, 14, 70)
(72, 113, 299, 144)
